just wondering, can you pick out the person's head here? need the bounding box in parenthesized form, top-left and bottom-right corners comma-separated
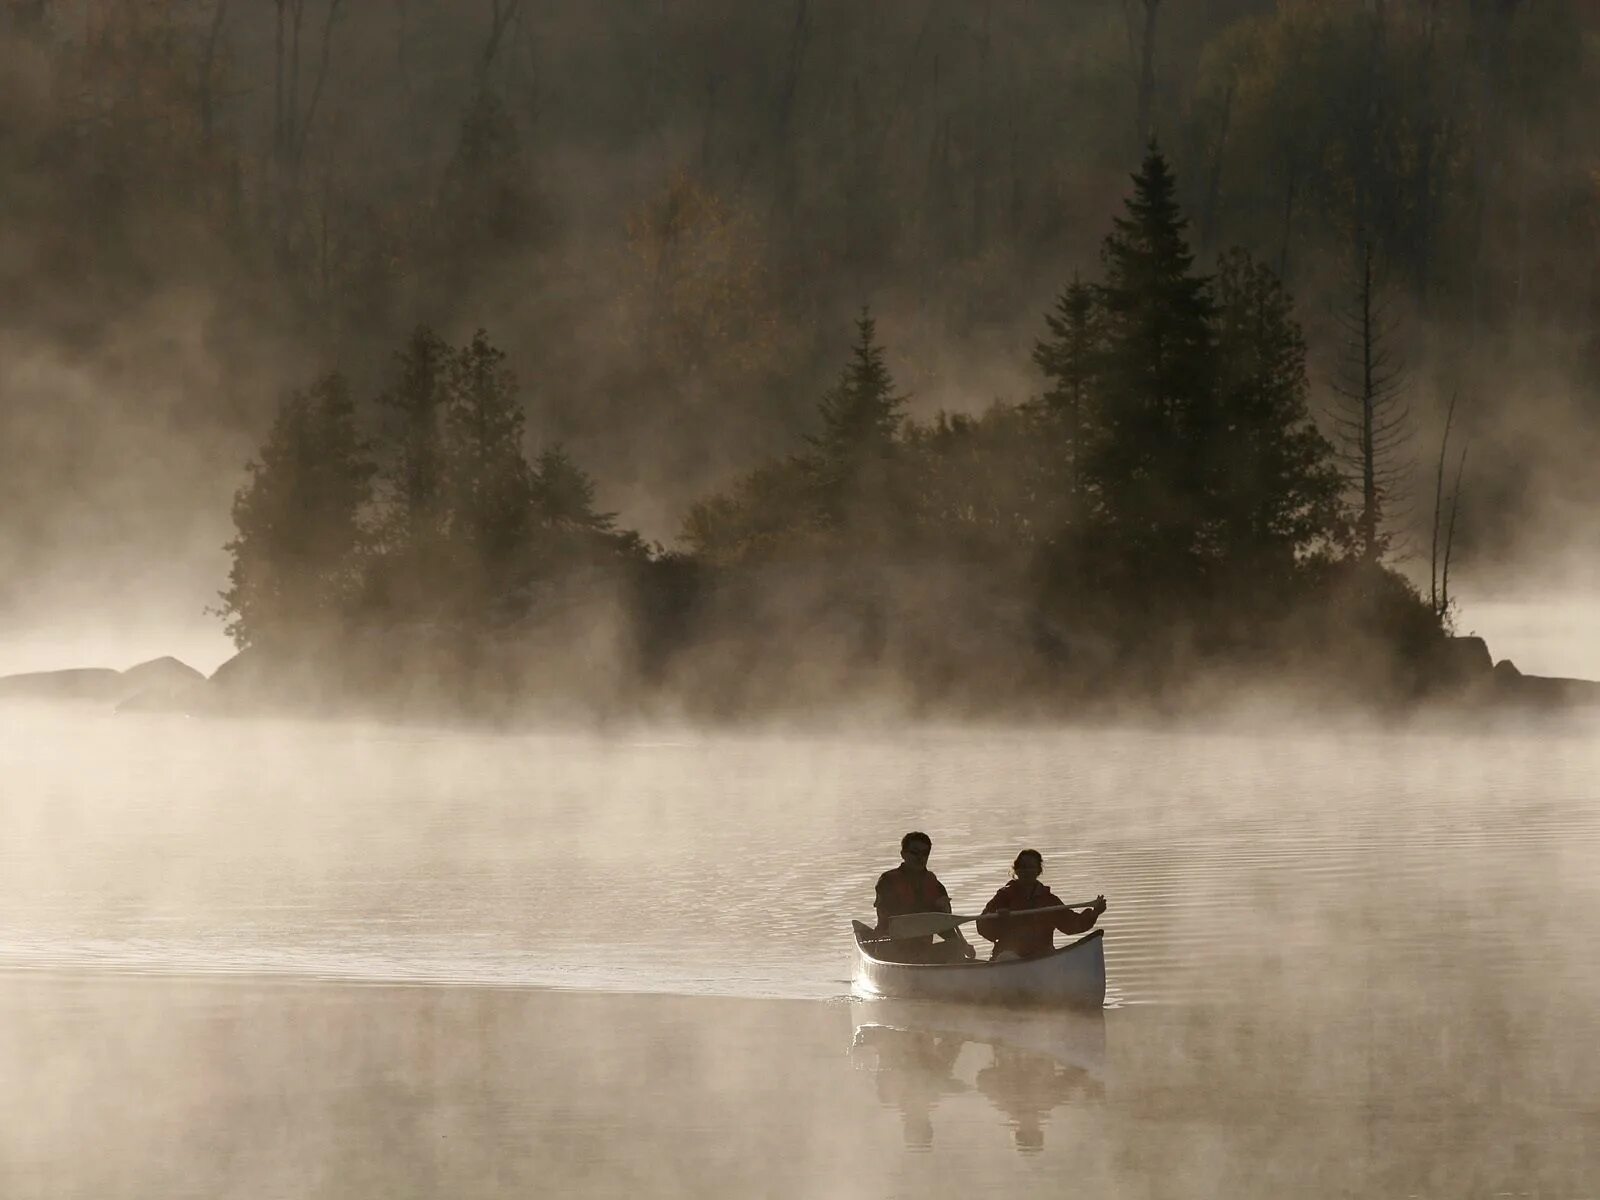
(900, 831, 932, 868)
(1012, 849, 1043, 881)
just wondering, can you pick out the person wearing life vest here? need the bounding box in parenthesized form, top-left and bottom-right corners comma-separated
(976, 849, 1106, 961)
(873, 831, 976, 964)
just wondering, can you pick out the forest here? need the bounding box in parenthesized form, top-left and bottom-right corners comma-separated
(1, 1, 1595, 712)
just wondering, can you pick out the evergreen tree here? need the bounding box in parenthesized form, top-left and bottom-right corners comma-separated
(219, 372, 374, 649)
(805, 307, 907, 527)
(1210, 247, 1344, 586)
(444, 329, 534, 587)
(531, 445, 616, 532)
(376, 324, 451, 547)
(1032, 273, 1101, 508)
(1090, 146, 1219, 579)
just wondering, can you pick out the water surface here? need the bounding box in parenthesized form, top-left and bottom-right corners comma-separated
(2, 705, 1597, 1195)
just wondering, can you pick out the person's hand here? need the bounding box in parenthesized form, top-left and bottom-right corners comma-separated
(961, 942, 977, 961)
(1091, 895, 1107, 916)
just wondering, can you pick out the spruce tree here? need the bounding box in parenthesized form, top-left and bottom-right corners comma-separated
(1032, 273, 1101, 508)
(531, 445, 617, 532)
(805, 307, 907, 527)
(376, 325, 450, 547)
(219, 372, 374, 649)
(1091, 146, 1219, 576)
(1210, 248, 1343, 584)
(444, 330, 534, 590)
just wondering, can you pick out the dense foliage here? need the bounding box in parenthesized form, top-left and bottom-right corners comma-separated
(2, 1, 1599, 600)
(220, 152, 1442, 711)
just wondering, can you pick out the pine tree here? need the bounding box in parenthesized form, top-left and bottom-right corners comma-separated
(219, 371, 374, 649)
(805, 307, 907, 527)
(1032, 273, 1101, 508)
(1090, 146, 1219, 574)
(444, 330, 534, 585)
(376, 324, 451, 548)
(531, 445, 616, 532)
(1210, 247, 1343, 584)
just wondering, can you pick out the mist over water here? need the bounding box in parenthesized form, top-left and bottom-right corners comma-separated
(2, 704, 1597, 1193)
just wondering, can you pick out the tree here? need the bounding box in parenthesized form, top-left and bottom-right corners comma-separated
(376, 325, 451, 544)
(219, 372, 373, 649)
(530, 444, 650, 565)
(805, 306, 908, 528)
(1031, 273, 1101, 509)
(1209, 247, 1343, 584)
(1088, 146, 1218, 579)
(1329, 239, 1412, 564)
(366, 325, 452, 618)
(444, 330, 535, 583)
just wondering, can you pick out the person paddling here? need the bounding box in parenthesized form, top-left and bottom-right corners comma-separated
(874, 831, 977, 963)
(975, 849, 1106, 961)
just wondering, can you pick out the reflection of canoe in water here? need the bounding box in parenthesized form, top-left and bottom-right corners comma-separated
(851, 921, 1106, 1008)
(850, 999, 1107, 1151)
(853, 998, 1107, 1078)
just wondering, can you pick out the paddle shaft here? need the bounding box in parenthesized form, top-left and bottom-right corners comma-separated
(870, 899, 1101, 943)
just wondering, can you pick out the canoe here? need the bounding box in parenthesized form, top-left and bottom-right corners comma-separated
(851, 920, 1106, 1008)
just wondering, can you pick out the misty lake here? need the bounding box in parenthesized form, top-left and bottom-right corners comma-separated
(2, 704, 1598, 1196)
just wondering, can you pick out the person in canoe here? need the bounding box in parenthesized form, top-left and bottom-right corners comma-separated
(975, 849, 1106, 961)
(873, 831, 977, 964)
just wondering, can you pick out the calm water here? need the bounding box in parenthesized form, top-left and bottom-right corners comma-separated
(2, 704, 1598, 1195)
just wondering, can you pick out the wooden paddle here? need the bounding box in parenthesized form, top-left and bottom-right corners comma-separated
(870, 899, 1102, 943)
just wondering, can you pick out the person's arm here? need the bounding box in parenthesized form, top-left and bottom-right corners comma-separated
(1052, 893, 1107, 935)
(931, 878, 976, 956)
(974, 890, 1009, 943)
(872, 875, 893, 931)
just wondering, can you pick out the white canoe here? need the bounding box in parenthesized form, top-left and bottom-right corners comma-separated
(851, 921, 1106, 1008)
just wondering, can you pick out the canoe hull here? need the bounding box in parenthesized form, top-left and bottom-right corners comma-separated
(851, 921, 1106, 1008)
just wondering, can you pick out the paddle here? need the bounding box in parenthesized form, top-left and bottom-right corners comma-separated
(869, 899, 1102, 943)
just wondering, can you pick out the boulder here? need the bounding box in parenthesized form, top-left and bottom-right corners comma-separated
(0, 657, 209, 709)
(0, 667, 125, 701)
(122, 656, 207, 692)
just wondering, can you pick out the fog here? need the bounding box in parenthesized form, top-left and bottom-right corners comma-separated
(2, 706, 1598, 1193)
(3, 1, 1600, 648)
(4, 2, 1600, 1194)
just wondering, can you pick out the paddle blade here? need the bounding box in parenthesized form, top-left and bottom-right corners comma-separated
(881, 911, 967, 940)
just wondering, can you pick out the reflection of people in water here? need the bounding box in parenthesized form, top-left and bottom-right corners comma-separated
(976, 1043, 1104, 1153)
(850, 1024, 967, 1148)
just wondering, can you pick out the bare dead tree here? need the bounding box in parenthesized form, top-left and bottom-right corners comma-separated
(1121, 0, 1161, 155)
(197, 0, 229, 151)
(478, 0, 523, 85)
(1199, 74, 1233, 251)
(1329, 238, 1414, 564)
(1440, 434, 1469, 620)
(1429, 387, 1459, 614)
(272, 0, 345, 171)
(769, 0, 811, 225)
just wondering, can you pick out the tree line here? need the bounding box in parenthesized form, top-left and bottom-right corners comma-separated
(2, 1, 1597, 585)
(221, 151, 1447, 712)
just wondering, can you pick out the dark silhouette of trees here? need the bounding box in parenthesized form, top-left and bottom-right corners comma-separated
(805, 307, 908, 531)
(1330, 240, 1413, 564)
(1085, 147, 1219, 592)
(1032, 275, 1099, 511)
(1209, 247, 1342, 588)
(219, 372, 373, 649)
